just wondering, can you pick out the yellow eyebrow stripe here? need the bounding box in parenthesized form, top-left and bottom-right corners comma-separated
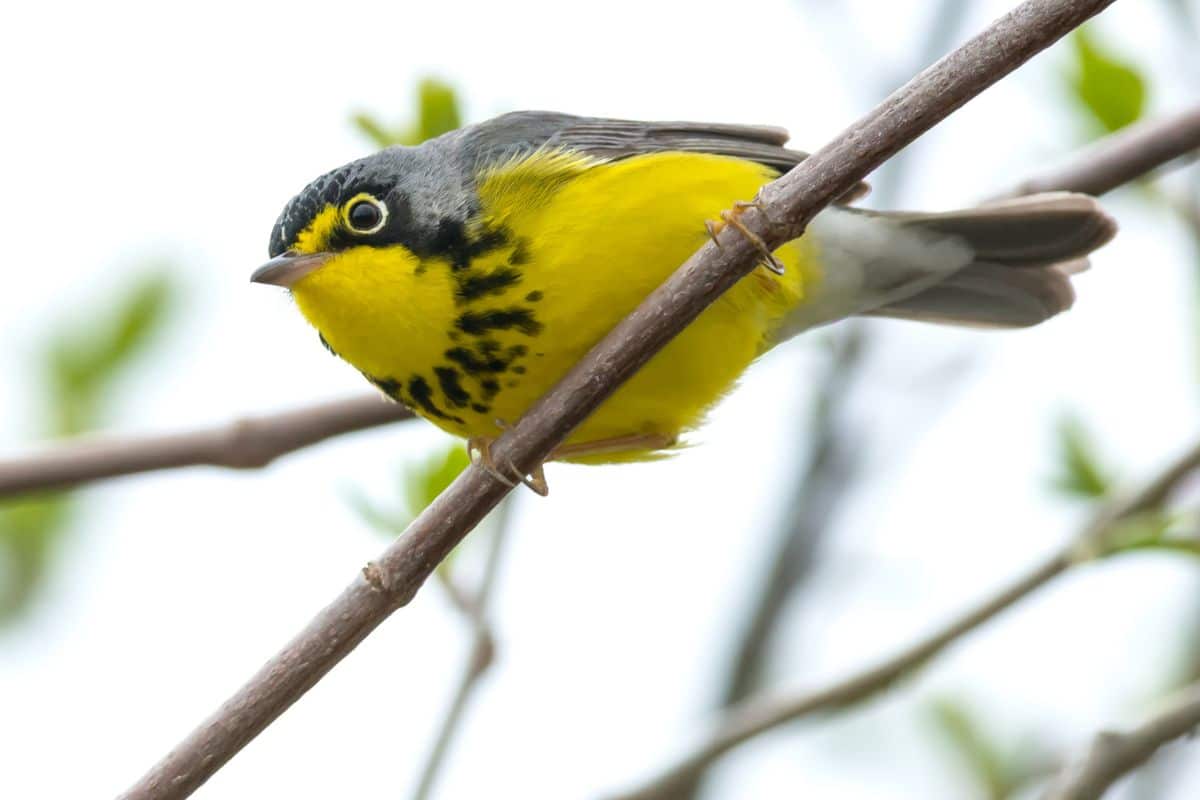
(291, 204, 341, 254)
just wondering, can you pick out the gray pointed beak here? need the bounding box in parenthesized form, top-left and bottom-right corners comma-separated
(250, 252, 332, 287)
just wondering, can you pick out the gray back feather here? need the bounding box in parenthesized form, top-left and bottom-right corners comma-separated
(448, 111, 870, 200)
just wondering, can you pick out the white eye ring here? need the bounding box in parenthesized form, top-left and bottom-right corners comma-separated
(344, 193, 388, 235)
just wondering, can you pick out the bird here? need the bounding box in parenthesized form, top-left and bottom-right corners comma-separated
(253, 110, 1116, 492)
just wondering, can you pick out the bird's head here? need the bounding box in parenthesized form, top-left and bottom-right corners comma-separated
(253, 151, 421, 289)
(252, 150, 464, 378)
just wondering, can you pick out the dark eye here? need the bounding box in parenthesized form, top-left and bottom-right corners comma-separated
(345, 195, 387, 234)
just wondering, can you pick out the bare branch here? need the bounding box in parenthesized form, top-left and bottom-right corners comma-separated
(113, 1, 1117, 796)
(410, 497, 515, 800)
(1045, 682, 1200, 800)
(0, 395, 412, 498)
(606, 441, 1200, 800)
(1005, 105, 1200, 198)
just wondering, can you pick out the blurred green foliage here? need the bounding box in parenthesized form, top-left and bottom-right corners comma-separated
(348, 441, 477, 577)
(928, 699, 1041, 800)
(46, 275, 174, 435)
(0, 271, 178, 624)
(352, 78, 463, 148)
(348, 443, 471, 537)
(1065, 26, 1147, 135)
(1050, 414, 1113, 500)
(1105, 511, 1197, 559)
(406, 445, 472, 517)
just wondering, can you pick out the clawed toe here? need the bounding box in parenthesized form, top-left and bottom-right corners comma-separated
(705, 199, 785, 275)
(720, 208, 786, 275)
(466, 437, 550, 496)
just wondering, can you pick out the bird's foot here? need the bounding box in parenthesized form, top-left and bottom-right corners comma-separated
(466, 435, 549, 497)
(465, 429, 677, 494)
(705, 199, 785, 276)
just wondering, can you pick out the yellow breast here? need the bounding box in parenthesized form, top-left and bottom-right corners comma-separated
(290, 150, 819, 461)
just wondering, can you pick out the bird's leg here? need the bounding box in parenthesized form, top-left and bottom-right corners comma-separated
(549, 432, 676, 461)
(466, 436, 516, 487)
(466, 433, 549, 497)
(704, 199, 786, 276)
(465, 431, 675, 496)
(704, 218, 724, 247)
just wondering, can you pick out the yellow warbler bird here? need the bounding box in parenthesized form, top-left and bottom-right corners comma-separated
(253, 111, 1115, 487)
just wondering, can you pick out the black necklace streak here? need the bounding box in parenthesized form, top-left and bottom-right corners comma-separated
(456, 308, 543, 337)
(433, 366, 472, 409)
(456, 267, 522, 303)
(431, 220, 512, 271)
(407, 375, 465, 424)
(359, 223, 545, 425)
(445, 343, 528, 375)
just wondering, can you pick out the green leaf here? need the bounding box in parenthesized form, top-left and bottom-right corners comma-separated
(348, 441, 476, 581)
(411, 78, 462, 143)
(1103, 510, 1200, 559)
(0, 495, 71, 624)
(404, 443, 471, 515)
(351, 77, 463, 148)
(1051, 414, 1113, 499)
(1102, 511, 1173, 554)
(927, 699, 1013, 800)
(42, 271, 177, 435)
(346, 442, 470, 542)
(351, 112, 402, 150)
(1067, 27, 1147, 135)
(98, 272, 175, 372)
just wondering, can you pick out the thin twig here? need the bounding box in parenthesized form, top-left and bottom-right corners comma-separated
(1045, 681, 1200, 800)
(118, 2, 1117, 796)
(0, 395, 412, 498)
(605, 441, 1200, 800)
(1003, 105, 1200, 198)
(411, 497, 515, 800)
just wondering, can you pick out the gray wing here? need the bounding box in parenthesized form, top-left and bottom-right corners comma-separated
(453, 111, 869, 200)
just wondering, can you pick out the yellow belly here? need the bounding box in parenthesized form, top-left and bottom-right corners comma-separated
(292, 151, 819, 462)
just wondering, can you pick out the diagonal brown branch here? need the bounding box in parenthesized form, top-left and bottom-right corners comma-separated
(1045, 681, 1200, 800)
(605, 440, 1200, 800)
(0, 395, 412, 498)
(117, 1, 1117, 796)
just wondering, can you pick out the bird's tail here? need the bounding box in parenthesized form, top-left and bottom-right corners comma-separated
(771, 192, 1117, 342)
